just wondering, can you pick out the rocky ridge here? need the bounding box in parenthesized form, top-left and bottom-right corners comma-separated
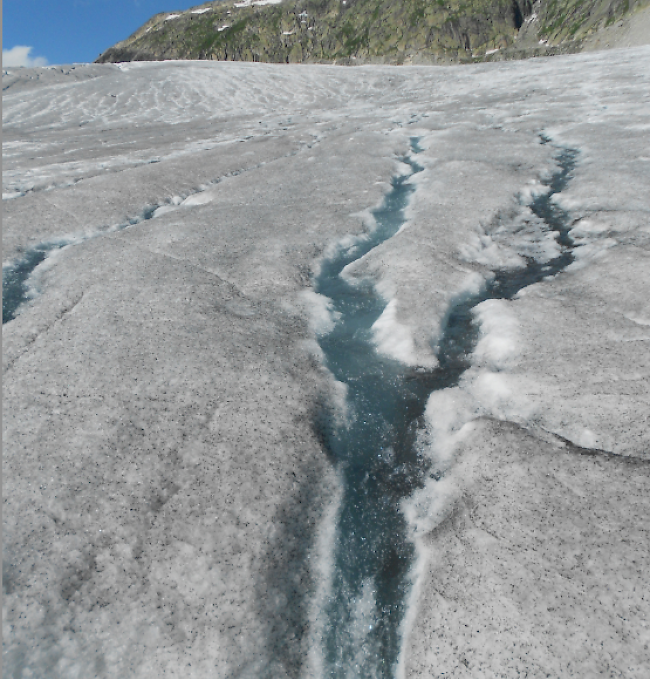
(96, 0, 649, 64)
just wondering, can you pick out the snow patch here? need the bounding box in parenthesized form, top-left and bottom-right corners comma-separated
(403, 294, 530, 538)
(151, 204, 177, 219)
(329, 233, 372, 274)
(471, 299, 520, 371)
(403, 397, 477, 537)
(459, 205, 561, 269)
(178, 189, 210, 207)
(393, 159, 414, 178)
(466, 370, 531, 422)
(459, 226, 526, 269)
(300, 289, 341, 337)
(518, 180, 551, 205)
(371, 298, 417, 365)
(235, 0, 283, 6)
(404, 469, 463, 537)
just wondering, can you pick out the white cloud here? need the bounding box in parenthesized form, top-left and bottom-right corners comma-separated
(3, 46, 49, 68)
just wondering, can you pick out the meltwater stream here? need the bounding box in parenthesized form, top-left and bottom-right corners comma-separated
(2, 173, 231, 324)
(2, 206, 159, 324)
(314, 138, 578, 679)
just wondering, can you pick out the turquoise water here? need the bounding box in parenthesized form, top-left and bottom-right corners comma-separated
(2, 246, 53, 324)
(315, 140, 428, 677)
(2, 206, 160, 325)
(314, 139, 578, 678)
(2, 136, 578, 678)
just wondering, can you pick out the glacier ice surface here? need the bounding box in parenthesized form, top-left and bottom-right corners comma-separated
(3, 47, 650, 678)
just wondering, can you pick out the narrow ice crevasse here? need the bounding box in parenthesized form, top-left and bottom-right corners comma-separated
(2, 141, 324, 324)
(309, 137, 580, 679)
(312, 138, 428, 679)
(2, 190, 196, 324)
(1, 182, 233, 325)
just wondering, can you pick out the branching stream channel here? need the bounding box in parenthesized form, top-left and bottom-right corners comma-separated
(313, 137, 578, 678)
(2, 136, 578, 678)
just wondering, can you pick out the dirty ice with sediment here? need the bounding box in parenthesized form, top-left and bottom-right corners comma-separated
(3, 47, 650, 678)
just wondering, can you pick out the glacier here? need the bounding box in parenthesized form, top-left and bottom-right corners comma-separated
(3, 48, 650, 678)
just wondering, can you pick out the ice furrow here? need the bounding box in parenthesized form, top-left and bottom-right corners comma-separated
(311, 137, 580, 679)
(2, 144, 316, 324)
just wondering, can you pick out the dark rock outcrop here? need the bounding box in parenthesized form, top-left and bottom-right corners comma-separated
(95, 0, 649, 64)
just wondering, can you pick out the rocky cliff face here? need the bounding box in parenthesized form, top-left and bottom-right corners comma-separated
(96, 0, 648, 64)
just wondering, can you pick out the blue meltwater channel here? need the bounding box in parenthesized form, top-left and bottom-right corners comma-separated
(313, 138, 578, 678)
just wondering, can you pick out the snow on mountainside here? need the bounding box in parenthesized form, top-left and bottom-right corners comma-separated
(95, 0, 650, 64)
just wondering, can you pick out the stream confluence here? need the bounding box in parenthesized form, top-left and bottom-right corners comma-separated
(313, 137, 577, 679)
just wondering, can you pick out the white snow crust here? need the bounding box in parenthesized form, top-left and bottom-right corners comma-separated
(371, 297, 418, 364)
(235, 0, 283, 7)
(3, 46, 650, 678)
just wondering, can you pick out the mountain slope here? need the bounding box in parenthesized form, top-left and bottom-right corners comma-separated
(96, 0, 649, 64)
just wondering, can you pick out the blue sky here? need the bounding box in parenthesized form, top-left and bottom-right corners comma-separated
(3, 0, 209, 66)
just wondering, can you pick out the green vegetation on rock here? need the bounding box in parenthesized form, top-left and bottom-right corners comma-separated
(96, 0, 648, 64)
(538, 0, 635, 41)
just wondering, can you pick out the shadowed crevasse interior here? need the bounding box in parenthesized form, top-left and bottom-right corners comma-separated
(313, 137, 578, 678)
